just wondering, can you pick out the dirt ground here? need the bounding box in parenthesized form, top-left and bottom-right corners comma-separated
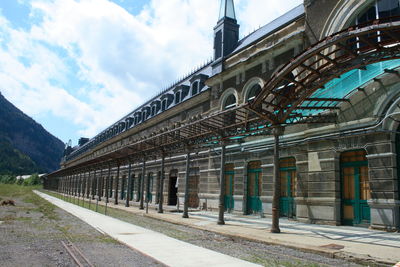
(0, 185, 164, 267)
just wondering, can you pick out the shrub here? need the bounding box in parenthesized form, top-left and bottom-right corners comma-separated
(23, 174, 42, 186)
(0, 174, 16, 184)
(16, 178, 24, 185)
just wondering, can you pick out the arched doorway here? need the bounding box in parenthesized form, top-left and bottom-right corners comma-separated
(341, 150, 371, 226)
(246, 161, 262, 214)
(168, 170, 178, 205)
(224, 163, 234, 211)
(280, 157, 296, 218)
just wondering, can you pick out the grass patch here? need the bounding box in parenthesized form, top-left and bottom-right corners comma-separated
(24, 193, 58, 221)
(0, 184, 58, 220)
(0, 184, 41, 198)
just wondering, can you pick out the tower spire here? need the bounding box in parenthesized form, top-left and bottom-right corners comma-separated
(218, 0, 236, 21)
(212, 0, 239, 75)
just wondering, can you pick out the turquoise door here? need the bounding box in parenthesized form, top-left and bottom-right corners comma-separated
(280, 158, 296, 218)
(224, 164, 234, 211)
(341, 151, 370, 226)
(246, 161, 262, 214)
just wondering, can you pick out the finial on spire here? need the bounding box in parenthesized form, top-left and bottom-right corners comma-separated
(218, 0, 236, 21)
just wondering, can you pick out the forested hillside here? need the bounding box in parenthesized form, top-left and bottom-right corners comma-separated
(0, 92, 65, 174)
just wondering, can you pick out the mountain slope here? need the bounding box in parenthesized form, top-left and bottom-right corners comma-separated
(0, 92, 65, 174)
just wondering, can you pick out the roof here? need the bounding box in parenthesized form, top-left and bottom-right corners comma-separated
(231, 4, 305, 54)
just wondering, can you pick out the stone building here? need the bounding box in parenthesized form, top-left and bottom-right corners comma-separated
(46, 0, 400, 230)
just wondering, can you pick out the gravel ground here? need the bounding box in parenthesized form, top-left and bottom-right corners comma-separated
(54, 193, 374, 267)
(0, 185, 164, 267)
(101, 210, 369, 267)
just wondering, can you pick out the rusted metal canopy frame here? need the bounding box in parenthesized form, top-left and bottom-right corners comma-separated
(250, 19, 400, 125)
(49, 104, 337, 179)
(46, 21, 400, 179)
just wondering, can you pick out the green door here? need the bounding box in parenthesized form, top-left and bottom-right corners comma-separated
(341, 151, 370, 226)
(224, 164, 234, 211)
(280, 158, 296, 218)
(246, 161, 262, 214)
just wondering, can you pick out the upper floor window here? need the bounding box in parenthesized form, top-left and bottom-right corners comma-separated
(175, 91, 181, 104)
(246, 84, 261, 102)
(224, 94, 237, 110)
(161, 99, 167, 111)
(192, 81, 199, 96)
(142, 110, 148, 121)
(151, 105, 156, 116)
(134, 113, 142, 125)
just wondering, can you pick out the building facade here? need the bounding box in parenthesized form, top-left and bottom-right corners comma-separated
(46, 0, 400, 230)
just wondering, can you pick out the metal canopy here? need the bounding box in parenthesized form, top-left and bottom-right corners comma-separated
(250, 18, 400, 125)
(49, 18, 400, 177)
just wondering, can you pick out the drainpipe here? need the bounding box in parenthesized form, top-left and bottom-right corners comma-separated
(218, 140, 226, 225)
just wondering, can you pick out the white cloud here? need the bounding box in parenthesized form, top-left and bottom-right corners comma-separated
(0, 0, 303, 142)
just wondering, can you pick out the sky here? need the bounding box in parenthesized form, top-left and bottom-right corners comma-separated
(0, 0, 302, 147)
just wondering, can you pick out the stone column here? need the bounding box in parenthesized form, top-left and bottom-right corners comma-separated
(114, 164, 120, 205)
(126, 162, 132, 207)
(158, 154, 165, 213)
(271, 126, 284, 233)
(106, 165, 111, 203)
(183, 150, 191, 218)
(218, 141, 226, 225)
(140, 158, 146, 210)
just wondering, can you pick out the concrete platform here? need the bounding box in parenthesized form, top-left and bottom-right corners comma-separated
(40, 192, 400, 266)
(34, 191, 260, 267)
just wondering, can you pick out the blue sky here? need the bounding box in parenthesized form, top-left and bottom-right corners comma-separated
(0, 0, 302, 147)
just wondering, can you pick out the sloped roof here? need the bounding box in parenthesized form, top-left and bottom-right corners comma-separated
(232, 4, 305, 54)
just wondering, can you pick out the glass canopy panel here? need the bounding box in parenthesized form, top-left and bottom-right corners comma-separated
(289, 59, 400, 120)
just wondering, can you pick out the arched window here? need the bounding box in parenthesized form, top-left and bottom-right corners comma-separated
(246, 84, 261, 102)
(354, 0, 400, 25)
(223, 94, 237, 110)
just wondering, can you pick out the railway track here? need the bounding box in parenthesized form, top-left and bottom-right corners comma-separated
(61, 240, 95, 267)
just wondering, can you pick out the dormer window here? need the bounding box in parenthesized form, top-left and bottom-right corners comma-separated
(142, 110, 147, 121)
(151, 105, 156, 116)
(135, 113, 142, 124)
(191, 81, 199, 96)
(161, 99, 167, 111)
(175, 91, 181, 104)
